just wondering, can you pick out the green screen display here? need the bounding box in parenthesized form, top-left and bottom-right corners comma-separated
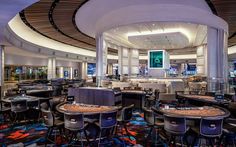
(149, 51, 164, 68)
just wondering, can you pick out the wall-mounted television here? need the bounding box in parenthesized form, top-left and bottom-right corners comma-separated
(148, 50, 164, 69)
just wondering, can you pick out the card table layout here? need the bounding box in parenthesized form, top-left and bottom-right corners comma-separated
(121, 90, 146, 95)
(57, 103, 119, 115)
(177, 94, 229, 105)
(2, 95, 40, 103)
(159, 106, 230, 119)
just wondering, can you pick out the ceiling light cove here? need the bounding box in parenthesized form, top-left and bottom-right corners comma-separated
(127, 28, 192, 43)
(104, 22, 207, 50)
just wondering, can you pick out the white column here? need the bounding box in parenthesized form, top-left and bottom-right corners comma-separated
(70, 67, 73, 79)
(129, 49, 139, 76)
(95, 33, 107, 87)
(47, 57, 56, 80)
(59, 67, 64, 78)
(0, 45, 4, 99)
(81, 61, 87, 80)
(207, 27, 228, 92)
(196, 45, 207, 76)
(107, 63, 113, 75)
(118, 47, 129, 76)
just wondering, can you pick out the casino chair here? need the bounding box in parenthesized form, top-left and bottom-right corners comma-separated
(123, 87, 132, 90)
(205, 91, 216, 97)
(49, 98, 63, 120)
(143, 88, 153, 107)
(116, 104, 134, 140)
(41, 104, 64, 145)
(175, 91, 186, 106)
(64, 112, 86, 146)
(192, 117, 223, 147)
(164, 114, 188, 146)
(11, 100, 28, 124)
(27, 99, 40, 122)
(97, 111, 117, 145)
(145, 89, 159, 108)
(0, 100, 11, 123)
(144, 107, 164, 146)
(134, 87, 142, 90)
(220, 117, 236, 146)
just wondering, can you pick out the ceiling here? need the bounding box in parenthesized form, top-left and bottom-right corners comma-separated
(104, 22, 207, 50)
(17, 0, 236, 56)
(210, 0, 236, 47)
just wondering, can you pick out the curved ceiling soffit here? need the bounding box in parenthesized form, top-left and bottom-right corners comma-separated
(0, 0, 39, 44)
(20, 0, 120, 55)
(76, 1, 228, 38)
(7, 14, 119, 60)
(5, 23, 97, 63)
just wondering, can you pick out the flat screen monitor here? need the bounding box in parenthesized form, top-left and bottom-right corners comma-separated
(67, 96, 75, 103)
(215, 94, 224, 101)
(148, 50, 164, 69)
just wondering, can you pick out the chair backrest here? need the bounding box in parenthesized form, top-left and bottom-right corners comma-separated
(41, 108, 54, 127)
(175, 91, 184, 97)
(189, 91, 200, 95)
(154, 89, 160, 100)
(134, 87, 142, 90)
(99, 111, 117, 128)
(49, 99, 61, 111)
(144, 108, 155, 125)
(27, 100, 40, 109)
(123, 87, 132, 90)
(228, 102, 236, 117)
(64, 112, 84, 131)
(164, 114, 186, 134)
(11, 100, 28, 113)
(144, 88, 153, 95)
(205, 92, 215, 97)
(40, 102, 50, 110)
(200, 117, 223, 137)
(121, 104, 134, 122)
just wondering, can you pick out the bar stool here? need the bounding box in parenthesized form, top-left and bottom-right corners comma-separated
(164, 114, 187, 146)
(97, 111, 117, 145)
(64, 112, 85, 146)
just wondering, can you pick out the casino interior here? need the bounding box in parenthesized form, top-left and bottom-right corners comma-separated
(1, 0, 236, 146)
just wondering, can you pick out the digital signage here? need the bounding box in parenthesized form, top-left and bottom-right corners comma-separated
(148, 50, 164, 69)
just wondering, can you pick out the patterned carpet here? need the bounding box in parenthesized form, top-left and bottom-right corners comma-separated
(0, 112, 167, 147)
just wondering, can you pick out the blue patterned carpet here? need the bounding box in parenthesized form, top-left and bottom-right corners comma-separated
(0, 112, 167, 147)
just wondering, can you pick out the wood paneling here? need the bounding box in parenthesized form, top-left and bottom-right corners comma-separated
(210, 0, 236, 46)
(22, 0, 236, 56)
